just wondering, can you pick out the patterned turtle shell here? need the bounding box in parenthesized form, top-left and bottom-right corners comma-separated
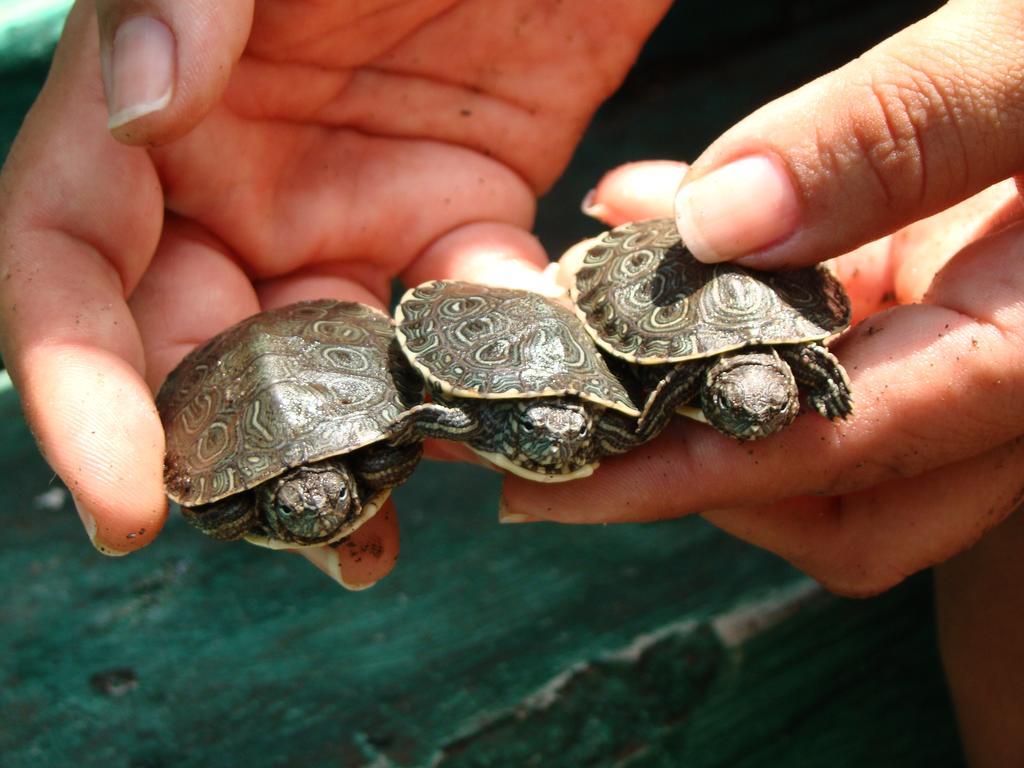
(572, 218, 851, 364)
(395, 281, 639, 417)
(157, 300, 420, 507)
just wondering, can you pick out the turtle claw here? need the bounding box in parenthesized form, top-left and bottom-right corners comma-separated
(809, 387, 854, 422)
(779, 344, 853, 422)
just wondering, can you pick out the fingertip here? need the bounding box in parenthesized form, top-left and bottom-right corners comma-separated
(97, 0, 254, 145)
(19, 345, 168, 556)
(674, 154, 801, 264)
(73, 493, 166, 556)
(404, 221, 563, 298)
(497, 494, 540, 524)
(297, 501, 400, 590)
(583, 160, 688, 225)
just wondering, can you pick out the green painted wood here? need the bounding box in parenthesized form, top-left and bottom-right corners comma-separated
(0, 1, 964, 766)
(0, 0, 69, 69)
(0, 373, 963, 767)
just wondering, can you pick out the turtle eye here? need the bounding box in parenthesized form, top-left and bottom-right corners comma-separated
(521, 421, 535, 432)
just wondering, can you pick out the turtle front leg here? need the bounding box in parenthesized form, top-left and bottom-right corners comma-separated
(181, 492, 258, 541)
(594, 408, 645, 456)
(635, 363, 704, 444)
(778, 343, 853, 420)
(398, 402, 485, 442)
(351, 441, 424, 491)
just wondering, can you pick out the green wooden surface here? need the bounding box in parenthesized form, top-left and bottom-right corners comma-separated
(0, 0, 68, 68)
(0, 2, 965, 766)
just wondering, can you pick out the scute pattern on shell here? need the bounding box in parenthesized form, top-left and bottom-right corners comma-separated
(157, 301, 417, 506)
(573, 219, 851, 363)
(397, 281, 639, 417)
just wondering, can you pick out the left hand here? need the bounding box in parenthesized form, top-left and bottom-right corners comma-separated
(501, 159, 1024, 597)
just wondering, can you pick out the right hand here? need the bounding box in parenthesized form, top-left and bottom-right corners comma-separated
(503, 0, 1024, 599)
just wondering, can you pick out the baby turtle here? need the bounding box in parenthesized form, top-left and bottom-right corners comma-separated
(157, 300, 423, 548)
(572, 218, 853, 441)
(394, 280, 641, 482)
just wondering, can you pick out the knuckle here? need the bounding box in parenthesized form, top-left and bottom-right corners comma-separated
(830, 57, 973, 213)
(851, 76, 928, 208)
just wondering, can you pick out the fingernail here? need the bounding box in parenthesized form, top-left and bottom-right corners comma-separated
(581, 188, 611, 221)
(498, 496, 539, 524)
(104, 16, 175, 131)
(298, 546, 378, 591)
(675, 155, 800, 263)
(73, 497, 130, 557)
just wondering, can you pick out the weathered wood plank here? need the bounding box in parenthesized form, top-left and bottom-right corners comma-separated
(0, 373, 963, 766)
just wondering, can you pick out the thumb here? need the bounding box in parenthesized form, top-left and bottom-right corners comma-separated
(673, 0, 1024, 268)
(95, 0, 253, 144)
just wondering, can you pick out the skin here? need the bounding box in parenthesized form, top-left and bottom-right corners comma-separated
(0, 0, 671, 583)
(503, 1, 1024, 761)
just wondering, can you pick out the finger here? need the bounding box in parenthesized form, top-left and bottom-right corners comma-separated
(128, 217, 260, 390)
(830, 178, 1024, 322)
(581, 161, 687, 225)
(297, 500, 401, 590)
(255, 262, 389, 313)
(401, 221, 562, 297)
(890, 178, 1024, 303)
(702, 435, 1024, 598)
(95, 0, 253, 143)
(827, 237, 898, 324)
(673, 0, 1024, 267)
(0, 2, 168, 554)
(502, 216, 1024, 523)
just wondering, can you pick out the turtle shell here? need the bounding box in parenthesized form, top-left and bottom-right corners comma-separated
(157, 300, 420, 507)
(395, 280, 639, 417)
(572, 218, 851, 363)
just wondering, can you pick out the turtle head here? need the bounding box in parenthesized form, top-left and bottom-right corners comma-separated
(701, 351, 800, 440)
(513, 398, 596, 472)
(257, 459, 359, 545)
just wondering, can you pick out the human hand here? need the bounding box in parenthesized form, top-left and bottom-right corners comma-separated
(0, 0, 670, 583)
(501, 0, 1024, 598)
